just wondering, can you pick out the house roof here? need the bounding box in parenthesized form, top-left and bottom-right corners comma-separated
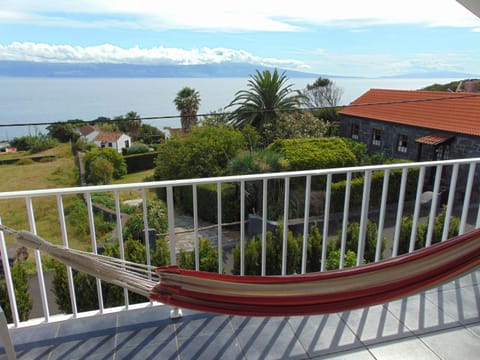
(94, 132, 124, 142)
(78, 125, 97, 136)
(415, 133, 453, 146)
(339, 89, 480, 136)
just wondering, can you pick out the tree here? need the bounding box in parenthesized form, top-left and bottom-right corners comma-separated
(84, 147, 127, 183)
(338, 220, 386, 263)
(303, 77, 343, 108)
(123, 199, 168, 241)
(138, 124, 165, 144)
(154, 125, 245, 180)
(227, 69, 305, 145)
(87, 157, 114, 185)
(116, 111, 142, 141)
(52, 238, 171, 313)
(267, 111, 333, 140)
(178, 238, 218, 272)
(174, 87, 201, 133)
(47, 120, 83, 143)
(0, 261, 33, 322)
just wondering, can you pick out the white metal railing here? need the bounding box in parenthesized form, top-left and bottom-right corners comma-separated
(1, 157, 480, 328)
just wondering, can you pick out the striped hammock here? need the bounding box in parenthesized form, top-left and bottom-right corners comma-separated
(2, 224, 479, 317)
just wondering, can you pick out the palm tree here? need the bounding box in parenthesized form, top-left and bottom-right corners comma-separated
(174, 87, 201, 133)
(228, 69, 305, 142)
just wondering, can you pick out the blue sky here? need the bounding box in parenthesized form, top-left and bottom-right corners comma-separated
(0, 0, 479, 77)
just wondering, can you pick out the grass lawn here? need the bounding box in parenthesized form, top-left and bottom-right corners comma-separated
(0, 143, 79, 246)
(0, 145, 158, 248)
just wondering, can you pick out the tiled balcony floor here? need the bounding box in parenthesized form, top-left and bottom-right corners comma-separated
(2, 269, 479, 360)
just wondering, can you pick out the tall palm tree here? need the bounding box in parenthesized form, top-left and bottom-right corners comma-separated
(174, 87, 201, 133)
(228, 69, 305, 138)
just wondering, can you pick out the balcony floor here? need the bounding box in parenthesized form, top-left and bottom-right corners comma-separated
(2, 269, 479, 360)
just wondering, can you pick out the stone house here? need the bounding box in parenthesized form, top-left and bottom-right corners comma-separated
(338, 89, 480, 162)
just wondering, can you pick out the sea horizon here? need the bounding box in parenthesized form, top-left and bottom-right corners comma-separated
(0, 76, 462, 141)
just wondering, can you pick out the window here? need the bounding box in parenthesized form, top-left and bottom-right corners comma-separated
(372, 129, 382, 146)
(125, 140, 130, 148)
(351, 124, 359, 140)
(108, 142, 113, 148)
(397, 135, 408, 153)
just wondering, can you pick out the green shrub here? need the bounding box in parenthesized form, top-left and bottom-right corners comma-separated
(154, 125, 245, 181)
(84, 147, 127, 183)
(330, 167, 419, 213)
(231, 225, 328, 275)
(337, 220, 385, 263)
(0, 261, 33, 322)
(126, 143, 150, 155)
(325, 249, 357, 270)
(51, 238, 170, 313)
(178, 238, 218, 272)
(398, 207, 460, 254)
(123, 199, 168, 241)
(16, 158, 34, 165)
(124, 151, 159, 173)
(268, 137, 357, 171)
(179, 183, 241, 223)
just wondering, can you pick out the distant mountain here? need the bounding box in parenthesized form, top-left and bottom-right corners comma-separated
(0, 61, 322, 78)
(380, 71, 480, 79)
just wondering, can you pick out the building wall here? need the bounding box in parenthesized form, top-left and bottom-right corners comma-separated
(339, 115, 480, 162)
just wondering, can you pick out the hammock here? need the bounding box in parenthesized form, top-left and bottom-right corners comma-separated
(1, 224, 479, 317)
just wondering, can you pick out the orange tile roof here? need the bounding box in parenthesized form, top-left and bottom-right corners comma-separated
(95, 132, 123, 142)
(339, 89, 480, 136)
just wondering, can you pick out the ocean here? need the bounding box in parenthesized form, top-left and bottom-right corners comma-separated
(0, 77, 459, 140)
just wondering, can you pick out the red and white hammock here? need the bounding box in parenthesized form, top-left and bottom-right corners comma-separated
(2, 224, 479, 317)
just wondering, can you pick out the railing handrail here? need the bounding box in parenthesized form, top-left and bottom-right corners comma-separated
(1, 157, 479, 199)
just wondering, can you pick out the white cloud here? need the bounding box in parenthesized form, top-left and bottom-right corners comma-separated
(2, 0, 479, 31)
(0, 42, 310, 70)
(311, 48, 479, 77)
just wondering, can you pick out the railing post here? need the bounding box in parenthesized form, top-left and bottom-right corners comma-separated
(357, 170, 372, 265)
(0, 217, 19, 327)
(240, 180, 246, 276)
(321, 174, 332, 272)
(442, 163, 459, 241)
(340, 172, 352, 269)
(56, 194, 78, 317)
(85, 192, 104, 313)
(426, 165, 443, 246)
(141, 189, 152, 275)
(166, 186, 182, 318)
(261, 179, 268, 276)
(114, 190, 129, 308)
(375, 169, 390, 261)
(25, 197, 50, 322)
(192, 185, 199, 271)
(459, 163, 476, 235)
(410, 166, 425, 253)
(301, 175, 311, 274)
(281, 177, 290, 276)
(392, 168, 408, 257)
(217, 183, 223, 274)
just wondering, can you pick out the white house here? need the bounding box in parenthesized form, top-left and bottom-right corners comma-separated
(77, 125, 99, 143)
(93, 131, 131, 153)
(77, 125, 131, 153)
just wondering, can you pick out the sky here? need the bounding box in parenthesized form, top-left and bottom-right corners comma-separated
(0, 0, 479, 77)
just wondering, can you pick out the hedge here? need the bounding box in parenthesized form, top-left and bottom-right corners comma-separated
(268, 137, 357, 171)
(178, 183, 242, 224)
(124, 151, 160, 173)
(330, 167, 420, 213)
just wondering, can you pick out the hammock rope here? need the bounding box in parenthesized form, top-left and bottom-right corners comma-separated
(1, 224, 479, 316)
